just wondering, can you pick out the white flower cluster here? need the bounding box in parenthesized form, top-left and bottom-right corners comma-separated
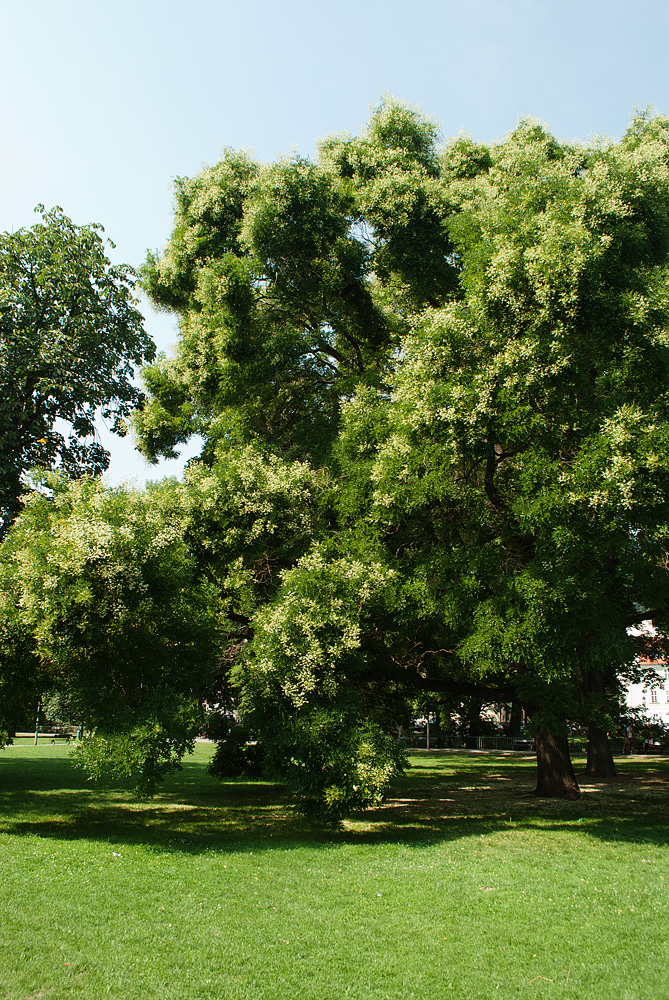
(251, 548, 395, 708)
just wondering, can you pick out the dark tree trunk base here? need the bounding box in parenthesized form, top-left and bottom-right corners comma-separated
(508, 700, 523, 737)
(585, 724, 616, 779)
(534, 727, 580, 799)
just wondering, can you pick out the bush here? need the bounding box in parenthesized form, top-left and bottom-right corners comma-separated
(208, 724, 266, 780)
(264, 710, 407, 824)
(71, 690, 202, 796)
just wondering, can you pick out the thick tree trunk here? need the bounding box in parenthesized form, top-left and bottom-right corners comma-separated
(578, 665, 617, 779)
(534, 727, 580, 799)
(585, 723, 616, 779)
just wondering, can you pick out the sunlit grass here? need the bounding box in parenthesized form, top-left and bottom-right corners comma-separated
(1, 742, 668, 999)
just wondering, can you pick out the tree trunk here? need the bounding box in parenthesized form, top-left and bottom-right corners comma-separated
(508, 700, 523, 736)
(585, 723, 616, 779)
(464, 695, 483, 740)
(534, 727, 580, 799)
(578, 665, 617, 779)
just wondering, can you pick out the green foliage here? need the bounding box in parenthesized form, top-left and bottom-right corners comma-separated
(9, 104, 669, 810)
(41, 688, 84, 728)
(0, 206, 154, 535)
(243, 542, 397, 711)
(261, 709, 406, 824)
(177, 446, 321, 597)
(207, 722, 265, 780)
(132, 102, 669, 802)
(0, 565, 43, 738)
(349, 111, 669, 729)
(71, 691, 201, 796)
(0, 474, 221, 789)
(228, 542, 407, 819)
(320, 98, 460, 309)
(135, 100, 456, 466)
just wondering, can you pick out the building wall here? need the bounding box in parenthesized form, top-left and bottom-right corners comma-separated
(624, 659, 669, 725)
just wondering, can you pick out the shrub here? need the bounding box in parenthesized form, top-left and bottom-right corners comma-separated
(208, 724, 266, 780)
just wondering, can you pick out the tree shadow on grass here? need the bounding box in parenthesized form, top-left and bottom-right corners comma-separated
(1, 748, 668, 853)
(361, 755, 669, 848)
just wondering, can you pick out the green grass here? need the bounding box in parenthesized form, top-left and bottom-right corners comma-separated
(1, 743, 668, 1000)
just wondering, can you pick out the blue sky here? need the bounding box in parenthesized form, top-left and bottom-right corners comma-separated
(2, 0, 667, 482)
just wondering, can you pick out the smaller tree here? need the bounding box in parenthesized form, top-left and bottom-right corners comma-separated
(236, 541, 407, 821)
(0, 475, 222, 792)
(0, 206, 154, 537)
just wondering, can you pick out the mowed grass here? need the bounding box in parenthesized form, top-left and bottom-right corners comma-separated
(1, 743, 668, 1000)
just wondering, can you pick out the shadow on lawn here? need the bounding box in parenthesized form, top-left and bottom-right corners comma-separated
(1, 748, 668, 853)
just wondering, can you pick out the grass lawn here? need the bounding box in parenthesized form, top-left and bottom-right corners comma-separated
(1, 742, 668, 1000)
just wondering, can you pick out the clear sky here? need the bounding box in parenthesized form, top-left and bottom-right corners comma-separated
(2, 0, 667, 483)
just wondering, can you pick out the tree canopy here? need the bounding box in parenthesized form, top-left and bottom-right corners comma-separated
(5, 102, 669, 816)
(0, 206, 154, 536)
(0, 473, 223, 790)
(134, 103, 459, 467)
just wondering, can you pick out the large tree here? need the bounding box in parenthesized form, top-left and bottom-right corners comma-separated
(326, 112, 669, 793)
(0, 206, 154, 537)
(51, 101, 669, 812)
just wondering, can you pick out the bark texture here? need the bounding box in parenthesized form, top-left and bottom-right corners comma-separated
(534, 727, 580, 799)
(585, 723, 616, 779)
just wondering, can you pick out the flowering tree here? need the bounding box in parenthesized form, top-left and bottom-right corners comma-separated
(0, 475, 220, 791)
(335, 111, 669, 793)
(135, 102, 669, 804)
(0, 449, 324, 795)
(7, 104, 669, 814)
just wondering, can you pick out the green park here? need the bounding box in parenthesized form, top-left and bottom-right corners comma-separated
(3, 94, 669, 997)
(2, 740, 668, 999)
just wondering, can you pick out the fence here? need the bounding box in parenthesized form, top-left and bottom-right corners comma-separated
(407, 735, 535, 751)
